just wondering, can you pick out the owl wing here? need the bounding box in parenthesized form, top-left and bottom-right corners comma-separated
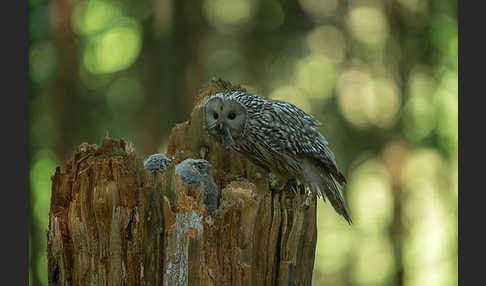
(262, 101, 347, 185)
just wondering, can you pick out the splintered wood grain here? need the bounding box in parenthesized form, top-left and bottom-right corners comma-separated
(47, 78, 317, 286)
(160, 78, 318, 286)
(47, 139, 159, 286)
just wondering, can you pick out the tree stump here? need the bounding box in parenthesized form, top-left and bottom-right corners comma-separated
(47, 79, 318, 285)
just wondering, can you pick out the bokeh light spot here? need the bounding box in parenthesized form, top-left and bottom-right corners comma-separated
(347, 7, 389, 45)
(83, 19, 142, 74)
(368, 78, 401, 128)
(337, 69, 399, 129)
(400, 149, 444, 198)
(203, 0, 258, 34)
(450, 160, 458, 202)
(30, 148, 61, 285)
(294, 55, 336, 100)
(269, 86, 311, 114)
(315, 201, 353, 273)
(30, 113, 57, 149)
(337, 69, 373, 128)
(401, 150, 457, 286)
(298, 0, 338, 21)
(352, 236, 395, 286)
(36, 256, 48, 286)
(348, 159, 394, 231)
(30, 41, 57, 87)
(435, 71, 458, 157)
(397, 0, 425, 13)
(306, 25, 346, 64)
(430, 14, 457, 57)
(30, 149, 60, 229)
(72, 0, 123, 36)
(402, 67, 437, 141)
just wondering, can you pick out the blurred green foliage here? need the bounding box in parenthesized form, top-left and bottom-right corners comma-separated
(29, 0, 457, 285)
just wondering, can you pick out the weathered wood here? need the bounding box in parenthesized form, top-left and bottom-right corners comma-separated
(47, 79, 317, 285)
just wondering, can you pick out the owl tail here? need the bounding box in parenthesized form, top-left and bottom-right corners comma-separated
(319, 172, 352, 225)
(302, 159, 352, 224)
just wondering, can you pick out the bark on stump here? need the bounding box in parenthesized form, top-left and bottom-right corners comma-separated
(47, 79, 318, 286)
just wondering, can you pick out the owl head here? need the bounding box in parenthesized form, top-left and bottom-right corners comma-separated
(203, 93, 248, 150)
(191, 159, 212, 177)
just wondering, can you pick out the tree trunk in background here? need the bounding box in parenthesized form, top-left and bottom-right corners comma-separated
(49, 0, 84, 160)
(137, 0, 194, 154)
(47, 80, 318, 285)
(34, 1, 82, 285)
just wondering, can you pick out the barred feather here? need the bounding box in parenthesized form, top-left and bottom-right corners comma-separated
(204, 91, 352, 223)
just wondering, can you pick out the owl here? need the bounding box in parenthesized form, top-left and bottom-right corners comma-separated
(143, 153, 172, 183)
(175, 158, 220, 213)
(203, 90, 351, 224)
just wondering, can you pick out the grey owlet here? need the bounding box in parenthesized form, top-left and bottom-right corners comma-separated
(175, 158, 220, 213)
(203, 90, 351, 224)
(143, 154, 172, 177)
(143, 153, 172, 182)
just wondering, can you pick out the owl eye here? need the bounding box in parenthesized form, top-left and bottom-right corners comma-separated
(213, 113, 219, 119)
(228, 112, 236, 120)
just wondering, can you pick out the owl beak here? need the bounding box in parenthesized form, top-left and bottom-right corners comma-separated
(218, 122, 235, 150)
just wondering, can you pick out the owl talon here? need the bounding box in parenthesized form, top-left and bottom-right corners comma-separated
(269, 173, 287, 192)
(302, 193, 312, 209)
